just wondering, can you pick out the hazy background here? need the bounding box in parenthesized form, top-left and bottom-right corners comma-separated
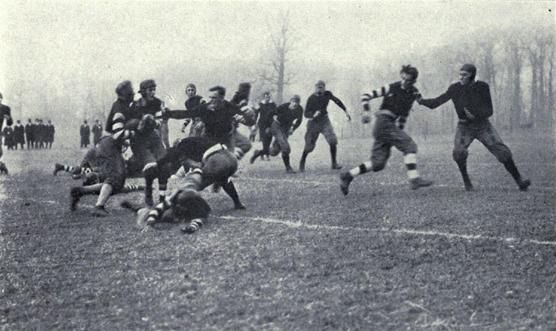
(0, 0, 554, 145)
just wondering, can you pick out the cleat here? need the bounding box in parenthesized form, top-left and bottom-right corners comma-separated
(0, 161, 8, 175)
(249, 150, 260, 164)
(53, 163, 64, 176)
(181, 224, 198, 234)
(518, 179, 531, 191)
(339, 172, 353, 195)
(299, 161, 305, 173)
(331, 163, 343, 170)
(92, 205, 109, 217)
(285, 168, 297, 174)
(410, 177, 434, 190)
(234, 203, 246, 210)
(70, 187, 82, 211)
(464, 181, 475, 191)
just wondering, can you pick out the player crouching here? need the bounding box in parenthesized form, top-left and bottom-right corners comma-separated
(54, 133, 144, 216)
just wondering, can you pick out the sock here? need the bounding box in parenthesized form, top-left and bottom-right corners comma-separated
(147, 200, 171, 224)
(64, 165, 78, 173)
(282, 153, 292, 169)
(349, 161, 373, 177)
(330, 144, 338, 165)
(222, 180, 242, 206)
(503, 158, 522, 182)
(123, 183, 141, 191)
(404, 153, 419, 180)
(186, 218, 204, 232)
(159, 183, 167, 203)
(456, 160, 472, 185)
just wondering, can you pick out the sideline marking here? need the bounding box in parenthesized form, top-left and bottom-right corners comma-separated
(218, 215, 556, 247)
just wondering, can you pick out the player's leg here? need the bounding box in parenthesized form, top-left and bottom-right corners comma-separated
(476, 121, 530, 191)
(340, 138, 390, 195)
(231, 131, 252, 161)
(322, 117, 341, 170)
(453, 123, 476, 191)
(389, 127, 433, 190)
(299, 121, 320, 172)
(278, 127, 295, 173)
(70, 183, 103, 211)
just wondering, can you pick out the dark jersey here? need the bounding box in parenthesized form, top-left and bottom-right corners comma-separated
(419, 80, 493, 121)
(304, 91, 346, 119)
(167, 101, 241, 144)
(255, 101, 277, 129)
(273, 102, 303, 130)
(379, 82, 419, 117)
(185, 95, 204, 110)
(158, 136, 217, 166)
(0, 104, 12, 130)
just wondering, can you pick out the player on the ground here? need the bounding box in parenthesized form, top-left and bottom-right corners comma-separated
(250, 91, 277, 162)
(0, 92, 13, 172)
(253, 95, 303, 173)
(54, 130, 144, 216)
(299, 80, 351, 172)
(140, 135, 245, 233)
(417, 63, 530, 191)
(340, 65, 433, 195)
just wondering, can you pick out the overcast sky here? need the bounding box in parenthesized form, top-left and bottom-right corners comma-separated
(0, 0, 554, 99)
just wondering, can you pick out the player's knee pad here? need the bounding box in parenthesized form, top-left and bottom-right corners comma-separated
(452, 149, 468, 163)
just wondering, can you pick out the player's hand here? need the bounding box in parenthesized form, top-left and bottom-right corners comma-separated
(288, 127, 294, 136)
(464, 107, 475, 120)
(265, 128, 271, 135)
(313, 110, 321, 119)
(346, 113, 352, 121)
(362, 114, 371, 124)
(414, 93, 423, 104)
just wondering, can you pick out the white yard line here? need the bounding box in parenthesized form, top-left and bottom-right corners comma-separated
(218, 215, 556, 247)
(239, 177, 556, 192)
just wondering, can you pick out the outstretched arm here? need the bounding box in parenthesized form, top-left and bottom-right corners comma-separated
(417, 87, 452, 109)
(329, 92, 350, 120)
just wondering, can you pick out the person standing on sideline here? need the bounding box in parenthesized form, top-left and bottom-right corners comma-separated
(25, 118, 33, 149)
(14, 120, 25, 150)
(92, 119, 103, 145)
(80, 120, 91, 148)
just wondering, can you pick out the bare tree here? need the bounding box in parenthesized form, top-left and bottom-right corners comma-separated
(259, 11, 296, 104)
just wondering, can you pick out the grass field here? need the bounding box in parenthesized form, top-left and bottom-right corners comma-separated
(1, 130, 555, 330)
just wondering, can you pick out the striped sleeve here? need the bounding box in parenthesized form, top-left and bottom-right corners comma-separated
(111, 112, 131, 140)
(361, 84, 391, 111)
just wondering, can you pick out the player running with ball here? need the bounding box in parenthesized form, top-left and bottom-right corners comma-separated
(340, 65, 433, 195)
